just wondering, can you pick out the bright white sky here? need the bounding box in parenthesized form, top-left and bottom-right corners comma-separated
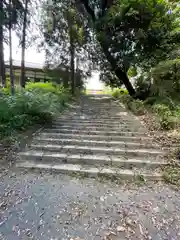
(4, 32, 45, 64)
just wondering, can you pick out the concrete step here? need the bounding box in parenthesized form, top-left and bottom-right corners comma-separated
(56, 119, 138, 124)
(18, 151, 167, 169)
(16, 161, 163, 181)
(50, 125, 146, 132)
(29, 143, 165, 158)
(39, 132, 152, 142)
(52, 121, 144, 129)
(43, 128, 146, 136)
(34, 137, 159, 149)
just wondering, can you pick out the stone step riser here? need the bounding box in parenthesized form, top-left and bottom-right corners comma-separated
(53, 122, 142, 128)
(16, 161, 163, 181)
(56, 119, 138, 123)
(29, 145, 164, 159)
(43, 129, 146, 137)
(34, 138, 158, 149)
(50, 125, 146, 132)
(19, 153, 166, 170)
(39, 133, 151, 142)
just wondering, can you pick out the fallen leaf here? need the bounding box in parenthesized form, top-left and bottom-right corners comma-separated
(139, 224, 143, 235)
(116, 226, 126, 232)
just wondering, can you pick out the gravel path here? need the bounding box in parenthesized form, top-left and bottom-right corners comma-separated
(0, 168, 180, 240)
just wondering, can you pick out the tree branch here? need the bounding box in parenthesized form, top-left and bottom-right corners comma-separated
(80, 0, 96, 21)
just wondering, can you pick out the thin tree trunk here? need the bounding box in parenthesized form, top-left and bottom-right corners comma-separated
(20, 0, 28, 88)
(0, 0, 6, 88)
(75, 56, 79, 89)
(70, 41, 75, 95)
(9, 0, 15, 95)
(68, 11, 75, 95)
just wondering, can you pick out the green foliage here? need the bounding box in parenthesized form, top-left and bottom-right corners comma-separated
(152, 103, 179, 129)
(112, 89, 145, 115)
(128, 67, 137, 78)
(153, 104, 172, 117)
(0, 83, 71, 139)
(135, 75, 150, 93)
(112, 87, 180, 129)
(151, 59, 180, 100)
(163, 165, 180, 186)
(80, 0, 180, 94)
(26, 82, 71, 105)
(26, 82, 57, 92)
(128, 100, 146, 116)
(41, 0, 92, 80)
(112, 88, 128, 98)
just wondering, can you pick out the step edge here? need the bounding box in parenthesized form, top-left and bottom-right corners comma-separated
(16, 162, 163, 180)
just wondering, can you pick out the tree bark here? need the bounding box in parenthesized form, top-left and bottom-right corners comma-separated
(68, 10, 75, 95)
(70, 36, 75, 95)
(0, 0, 6, 87)
(100, 40, 136, 96)
(9, 0, 15, 95)
(114, 69, 136, 96)
(20, 0, 28, 88)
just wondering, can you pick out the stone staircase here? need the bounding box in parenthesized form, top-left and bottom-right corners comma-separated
(16, 94, 168, 181)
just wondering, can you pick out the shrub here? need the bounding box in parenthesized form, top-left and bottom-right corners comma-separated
(152, 104, 176, 130)
(120, 94, 133, 105)
(128, 99, 146, 115)
(153, 104, 172, 117)
(151, 59, 180, 100)
(0, 83, 71, 139)
(112, 88, 128, 98)
(26, 82, 61, 94)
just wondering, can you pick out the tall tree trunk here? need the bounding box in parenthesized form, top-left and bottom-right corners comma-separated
(75, 56, 79, 89)
(9, 0, 15, 95)
(68, 11, 75, 95)
(100, 40, 136, 96)
(0, 0, 6, 87)
(20, 0, 28, 88)
(70, 42, 75, 95)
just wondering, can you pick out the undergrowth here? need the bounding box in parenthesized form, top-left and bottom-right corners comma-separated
(112, 89, 180, 130)
(112, 88, 180, 185)
(0, 82, 71, 139)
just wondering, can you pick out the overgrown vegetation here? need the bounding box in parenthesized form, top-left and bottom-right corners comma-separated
(0, 82, 71, 139)
(112, 86, 180, 185)
(112, 86, 180, 131)
(163, 164, 180, 185)
(79, 0, 180, 98)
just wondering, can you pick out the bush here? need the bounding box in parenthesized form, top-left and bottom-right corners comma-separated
(153, 104, 171, 117)
(151, 59, 180, 100)
(152, 104, 176, 130)
(128, 99, 146, 115)
(113, 91, 146, 116)
(112, 88, 128, 98)
(0, 82, 71, 139)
